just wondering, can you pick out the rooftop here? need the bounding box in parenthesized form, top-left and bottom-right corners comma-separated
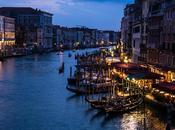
(0, 7, 53, 16)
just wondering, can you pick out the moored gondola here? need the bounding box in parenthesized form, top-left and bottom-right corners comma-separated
(68, 53, 72, 57)
(59, 62, 65, 73)
(67, 77, 77, 86)
(66, 84, 111, 95)
(104, 96, 143, 113)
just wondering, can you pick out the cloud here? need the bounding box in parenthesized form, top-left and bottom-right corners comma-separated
(1, 0, 75, 14)
(1, 0, 134, 11)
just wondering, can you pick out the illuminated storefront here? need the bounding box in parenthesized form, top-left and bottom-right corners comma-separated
(148, 65, 175, 82)
(0, 16, 15, 56)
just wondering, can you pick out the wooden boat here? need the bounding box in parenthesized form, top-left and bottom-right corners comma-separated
(91, 101, 107, 109)
(67, 77, 77, 86)
(104, 97, 143, 113)
(89, 96, 122, 110)
(66, 83, 112, 95)
(66, 85, 86, 94)
(59, 62, 65, 73)
(66, 74, 114, 94)
(86, 94, 143, 114)
(86, 96, 107, 104)
(75, 54, 79, 60)
(68, 53, 72, 57)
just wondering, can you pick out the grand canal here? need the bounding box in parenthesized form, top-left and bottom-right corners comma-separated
(0, 49, 172, 130)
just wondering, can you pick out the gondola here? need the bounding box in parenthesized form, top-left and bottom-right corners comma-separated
(104, 97, 143, 113)
(67, 77, 77, 86)
(68, 53, 72, 57)
(66, 84, 111, 95)
(59, 62, 64, 74)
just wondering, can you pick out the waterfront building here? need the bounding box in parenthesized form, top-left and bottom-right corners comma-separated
(131, 2, 142, 63)
(53, 25, 119, 49)
(121, 0, 175, 81)
(102, 31, 110, 45)
(0, 7, 53, 49)
(139, 0, 150, 63)
(121, 4, 137, 57)
(103, 31, 120, 45)
(77, 30, 84, 47)
(161, 0, 175, 68)
(53, 26, 84, 49)
(147, 0, 164, 65)
(132, 21, 142, 63)
(53, 25, 62, 49)
(0, 15, 15, 56)
(95, 30, 104, 45)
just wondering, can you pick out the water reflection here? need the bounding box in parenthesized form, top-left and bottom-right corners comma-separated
(90, 111, 106, 123)
(66, 94, 85, 103)
(84, 107, 96, 117)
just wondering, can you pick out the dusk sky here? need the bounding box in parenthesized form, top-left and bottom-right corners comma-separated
(1, 0, 134, 30)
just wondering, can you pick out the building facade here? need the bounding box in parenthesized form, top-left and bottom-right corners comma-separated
(121, 0, 175, 80)
(53, 26, 120, 49)
(161, 1, 175, 68)
(0, 15, 15, 56)
(0, 7, 53, 49)
(121, 4, 136, 55)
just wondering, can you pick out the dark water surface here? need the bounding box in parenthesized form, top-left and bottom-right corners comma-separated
(0, 49, 171, 130)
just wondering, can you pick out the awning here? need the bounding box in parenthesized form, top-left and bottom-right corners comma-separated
(127, 72, 164, 80)
(153, 82, 175, 94)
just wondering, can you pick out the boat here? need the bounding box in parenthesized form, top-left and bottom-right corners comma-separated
(104, 96, 143, 113)
(59, 62, 65, 73)
(66, 84, 111, 95)
(66, 78, 115, 94)
(67, 77, 77, 86)
(88, 96, 122, 110)
(66, 72, 114, 94)
(75, 54, 79, 60)
(66, 85, 87, 95)
(85, 96, 107, 104)
(90, 97, 109, 109)
(68, 53, 72, 57)
(86, 94, 143, 114)
(91, 101, 107, 109)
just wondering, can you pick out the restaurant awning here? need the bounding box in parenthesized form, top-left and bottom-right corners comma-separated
(152, 82, 175, 94)
(127, 71, 164, 80)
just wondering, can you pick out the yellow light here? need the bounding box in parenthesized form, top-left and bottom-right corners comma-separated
(111, 52, 114, 57)
(160, 91, 164, 94)
(124, 59, 129, 64)
(164, 93, 170, 96)
(155, 89, 159, 92)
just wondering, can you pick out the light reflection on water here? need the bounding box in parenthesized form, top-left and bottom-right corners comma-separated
(0, 49, 173, 130)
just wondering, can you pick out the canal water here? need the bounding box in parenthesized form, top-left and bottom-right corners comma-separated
(0, 49, 172, 130)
